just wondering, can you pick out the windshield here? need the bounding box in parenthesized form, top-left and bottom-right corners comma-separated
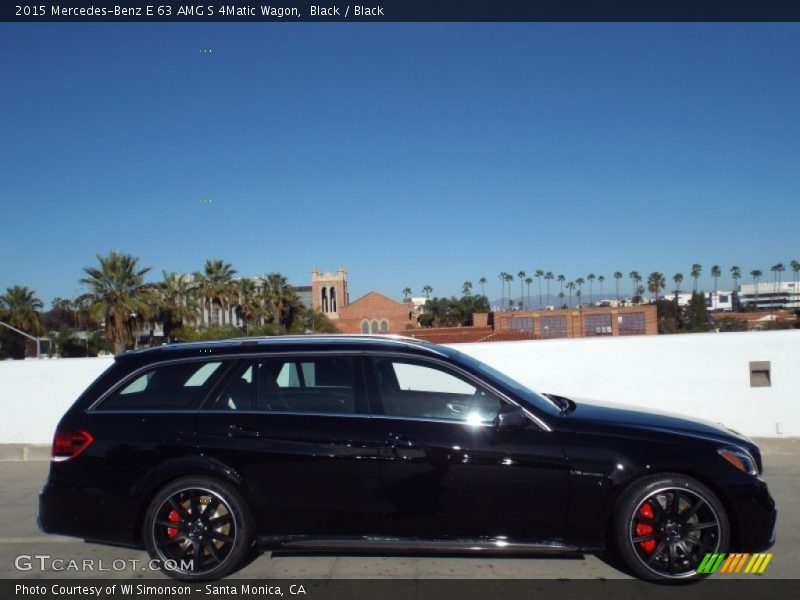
(450, 350, 562, 416)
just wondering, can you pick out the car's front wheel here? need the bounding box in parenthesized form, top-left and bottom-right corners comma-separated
(614, 473, 729, 582)
(143, 476, 255, 580)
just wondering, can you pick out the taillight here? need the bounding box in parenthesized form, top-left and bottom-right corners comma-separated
(52, 429, 94, 462)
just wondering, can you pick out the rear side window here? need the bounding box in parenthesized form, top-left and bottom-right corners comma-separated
(95, 361, 225, 411)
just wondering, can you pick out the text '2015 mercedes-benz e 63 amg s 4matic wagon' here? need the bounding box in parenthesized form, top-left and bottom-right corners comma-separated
(39, 335, 776, 581)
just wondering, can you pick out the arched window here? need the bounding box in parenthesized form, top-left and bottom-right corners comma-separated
(370, 320, 379, 334)
(331, 287, 337, 312)
(321, 288, 328, 313)
(380, 320, 389, 332)
(360, 321, 369, 334)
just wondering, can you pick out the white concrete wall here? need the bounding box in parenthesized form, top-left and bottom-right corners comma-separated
(452, 330, 800, 438)
(0, 357, 113, 445)
(0, 330, 797, 445)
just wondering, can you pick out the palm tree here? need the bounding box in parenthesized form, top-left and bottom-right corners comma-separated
(422, 285, 433, 299)
(462, 281, 473, 296)
(524, 277, 533, 309)
(498, 272, 507, 308)
(0, 285, 44, 336)
(558, 290, 565, 308)
(402, 287, 412, 301)
(535, 269, 544, 308)
(791, 261, 800, 305)
(691, 264, 702, 292)
(750, 269, 763, 309)
(544, 272, 554, 308)
(597, 275, 605, 301)
(79, 252, 151, 354)
(517, 271, 526, 308)
(504, 273, 514, 308)
(587, 274, 596, 305)
(156, 272, 199, 338)
(673, 273, 684, 303)
(730, 265, 741, 291)
(575, 277, 585, 307)
(557, 274, 565, 306)
(263, 272, 298, 327)
(613, 271, 623, 302)
(647, 272, 666, 302)
(566, 281, 575, 308)
(628, 271, 640, 301)
(233, 278, 269, 335)
(771, 263, 785, 292)
(478, 277, 487, 297)
(710, 265, 722, 310)
(194, 259, 237, 327)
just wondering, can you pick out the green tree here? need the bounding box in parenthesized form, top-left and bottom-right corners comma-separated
(628, 271, 640, 301)
(535, 269, 544, 308)
(517, 271, 526, 308)
(730, 265, 741, 291)
(524, 277, 533, 309)
(194, 259, 237, 327)
(156, 271, 199, 339)
(587, 273, 596, 305)
(402, 287, 412, 301)
(686, 291, 711, 331)
(710, 265, 722, 309)
(78, 252, 151, 354)
(673, 273, 684, 303)
(750, 269, 763, 310)
(557, 274, 565, 304)
(263, 272, 300, 328)
(647, 272, 666, 302)
(478, 277, 487, 297)
(544, 272, 554, 307)
(613, 271, 623, 302)
(0, 285, 44, 335)
(575, 278, 585, 307)
(566, 281, 575, 308)
(690, 264, 702, 292)
(771, 263, 785, 293)
(422, 285, 433, 299)
(462, 281, 473, 297)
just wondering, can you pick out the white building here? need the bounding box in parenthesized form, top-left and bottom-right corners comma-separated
(738, 281, 800, 310)
(667, 291, 734, 311)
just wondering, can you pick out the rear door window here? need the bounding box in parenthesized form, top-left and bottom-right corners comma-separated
(95, 361, 225, 411)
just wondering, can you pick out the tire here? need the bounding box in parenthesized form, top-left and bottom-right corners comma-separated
(613, 473, 730, 582)
(143, 476, 255, 581)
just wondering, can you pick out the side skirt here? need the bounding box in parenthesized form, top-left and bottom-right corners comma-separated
(257, 535, 597, 556)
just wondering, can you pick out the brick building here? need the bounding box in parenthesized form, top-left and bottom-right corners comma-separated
(492, 305, 658, 338)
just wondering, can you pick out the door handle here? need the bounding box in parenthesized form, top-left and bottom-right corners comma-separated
(228, 424, 261, 439)
(387, 433, 417, 448)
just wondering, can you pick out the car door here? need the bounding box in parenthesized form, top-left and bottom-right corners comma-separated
(366, 354, 569, 542)
(195, 353, 381, 536)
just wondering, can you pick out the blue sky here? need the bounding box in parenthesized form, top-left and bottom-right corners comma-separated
(1, 23, 798, 305)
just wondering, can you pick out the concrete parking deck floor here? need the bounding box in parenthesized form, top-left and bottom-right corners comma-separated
(1, 453, 796, 580)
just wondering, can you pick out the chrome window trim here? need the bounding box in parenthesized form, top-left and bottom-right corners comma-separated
(363, 351, 552, 432)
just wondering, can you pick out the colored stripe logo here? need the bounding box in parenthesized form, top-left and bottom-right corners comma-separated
(697, 553, 773, 574)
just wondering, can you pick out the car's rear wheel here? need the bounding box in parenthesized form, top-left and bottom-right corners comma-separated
(614, 473, 729, 582)
(144, 476, 254, 580)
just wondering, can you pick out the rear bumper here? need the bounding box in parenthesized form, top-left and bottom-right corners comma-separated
(39, 481, 139, 548)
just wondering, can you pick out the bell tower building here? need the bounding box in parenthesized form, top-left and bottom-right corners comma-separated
(311, 266, 349, 319)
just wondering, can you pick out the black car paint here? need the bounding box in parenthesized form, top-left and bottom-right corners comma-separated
(38, 336, 776, 556)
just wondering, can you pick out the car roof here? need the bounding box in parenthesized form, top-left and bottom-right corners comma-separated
(118, 334, 452, 362)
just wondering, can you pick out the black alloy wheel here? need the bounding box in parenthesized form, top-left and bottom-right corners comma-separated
(144, 477, 254, 580)
(615, 474, 729, 581)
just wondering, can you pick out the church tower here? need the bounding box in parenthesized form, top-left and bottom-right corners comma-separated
(311, 266, 349, 319)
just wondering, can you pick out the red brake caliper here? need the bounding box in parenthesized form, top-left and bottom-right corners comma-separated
(166, 509, 181, 538)
(636, 502, 656, 553)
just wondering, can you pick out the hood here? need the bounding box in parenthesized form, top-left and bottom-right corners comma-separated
(558, 396, 753, 447)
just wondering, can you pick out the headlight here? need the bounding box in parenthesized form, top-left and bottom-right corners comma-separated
(718, 447, 758, 475)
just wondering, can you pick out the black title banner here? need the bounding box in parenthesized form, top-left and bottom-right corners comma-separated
(4, 1, 800, 22)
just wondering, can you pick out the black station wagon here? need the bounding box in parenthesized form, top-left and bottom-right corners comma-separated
(39, 335, 776, 581)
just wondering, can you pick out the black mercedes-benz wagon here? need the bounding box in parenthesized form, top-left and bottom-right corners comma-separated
(39, 335, 776, 581)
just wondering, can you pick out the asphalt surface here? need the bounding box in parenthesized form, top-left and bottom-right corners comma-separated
(1, 456, 796, 580)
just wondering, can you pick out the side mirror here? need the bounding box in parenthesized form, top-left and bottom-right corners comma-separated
(494, 403, 528, 432)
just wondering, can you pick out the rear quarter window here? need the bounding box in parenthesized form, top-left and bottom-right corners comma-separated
(94, 360, 225, 411)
